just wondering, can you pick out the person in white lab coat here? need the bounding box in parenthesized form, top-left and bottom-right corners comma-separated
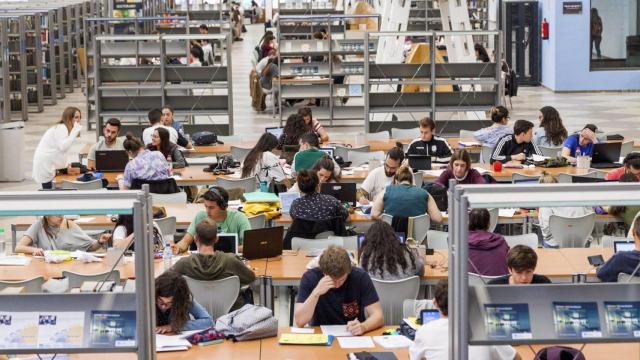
(32, 107, 82, 189)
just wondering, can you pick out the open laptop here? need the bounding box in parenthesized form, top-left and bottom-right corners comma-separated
(590, 142, 622, 169)
(213, 233, 239, 254)
(95, 150, 129, 172)
(319, 147, 335, 158)
(571, 176, 615, 183)
(265, 127, 283, 139)
(278, 191, 300, 215)
(357, 232, 405, 255)
(242, 226, 284, 260)
(320, 182, 357, 207)
(407, 154, 432, 171)
(614, 240, 635, 253)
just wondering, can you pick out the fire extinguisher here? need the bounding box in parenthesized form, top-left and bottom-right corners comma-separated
(541, 18, 549, 40)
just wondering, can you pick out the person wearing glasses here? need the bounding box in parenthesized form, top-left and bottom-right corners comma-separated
(356, 147, 404, 205)
(473, 106, 512, 147)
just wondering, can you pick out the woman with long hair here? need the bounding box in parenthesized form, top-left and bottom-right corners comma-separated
(147, 127, 186, 169)
(534, 106, 568, 147)
(289, 155, 340, 193)
(435, 149, 485, 188)
(279, 114, 310, 149)
(473, 105, 512, 147)
(155, 271, 213, 334)
(32, 107, 83, 189)
(241, 132, 286, 182)
(474, 43, 490, 62)
(360, 221, 424, 280)
(260, 33, 276, 58)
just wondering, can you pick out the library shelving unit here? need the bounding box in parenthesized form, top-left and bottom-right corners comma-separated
(277, 0, 344, 16)
(408, 0, 442, 31)
(0, 16, 29, 121)
(0, 188, 156, 360)
(276, 14, 380, 128)
(165, 2, 231, 35)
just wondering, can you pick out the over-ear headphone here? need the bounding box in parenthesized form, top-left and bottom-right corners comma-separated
(208, 187, 228, 210)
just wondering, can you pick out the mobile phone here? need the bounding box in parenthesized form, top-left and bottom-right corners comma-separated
(588, 255, 605, 267)
(418, 309, 441, 325)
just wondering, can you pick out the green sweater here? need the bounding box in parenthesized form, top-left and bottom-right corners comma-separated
(293, 148, 326, 172)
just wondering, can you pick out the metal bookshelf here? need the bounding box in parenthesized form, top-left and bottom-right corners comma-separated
(164, 2, 231, 35)
(278, 0, 344, 16)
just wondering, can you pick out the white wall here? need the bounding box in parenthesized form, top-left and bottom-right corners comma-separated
(591, 0, 637, 59)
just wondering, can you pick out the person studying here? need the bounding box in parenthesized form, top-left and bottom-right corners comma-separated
(406, 117, 453, 163)
(596, 215, 640, 282)
(155, 271, 214, 333)
(87, 117, 125, 170)
(468, 209, 510, 276)
(119, 134, 171, 190)
(241, 132, 287, 184)
(146, 127, 187, 169)
(356, 147, 404, 205)
(490, 119, 542, 165)
(289, 170, 349, 222)
(561, 124, 599, 163)
(435, 149, 486, 189)
(142, 109, 179, 146)
(488, 245, 552, 285)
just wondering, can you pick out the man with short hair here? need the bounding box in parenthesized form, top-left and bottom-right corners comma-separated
(294, 245, 384, 335)
(406, 117, 453, 163)
(561, 124, 599, 163)
(605, 152, 640, 181)
(292, 132, 329, 173)
(410, 280, 521, 360)
(596, 215, 640, 282)
(87, 118, 125, 170)
(142, 108, 179, 145)
(174, 187, 251, 253)
(488, 245, 552, 284)
(490, 119, 541, 165)
(172, 218, 257, 310)
(356, 147, 405, 205)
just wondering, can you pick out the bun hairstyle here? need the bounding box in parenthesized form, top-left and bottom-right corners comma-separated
(393, 165, 414, 184)
(297, 169, 319, 195)
(489, 106, 509, 123)
(123, 133, 144, 153)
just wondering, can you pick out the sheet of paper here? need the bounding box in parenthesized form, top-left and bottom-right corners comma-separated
(0, 256, 31, 266)
(186, 156, 217, 165)
(458, 141, 482, 147)
(73, 217, 95, 223)
(532, 154, 550, 162)
(472, 167, 491, 175)
(337, 336, 374, 349)
(498, 208, 517, 218)
(320, 325, 352, 337)
(372, 335, 413, 349)
(290, 327, 315, 334)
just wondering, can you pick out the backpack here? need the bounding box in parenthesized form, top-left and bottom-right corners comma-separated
(214, 304, 277, 341)
(422, 182, 448, 212)
(191, 131, 219, 146)
(534, 346, 586, 360)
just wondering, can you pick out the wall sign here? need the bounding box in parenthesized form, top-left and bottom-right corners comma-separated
(562, 2, 582, 15)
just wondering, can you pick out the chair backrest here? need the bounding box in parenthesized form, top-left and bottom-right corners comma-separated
(328, 235, 358, 251)
(459, 130, 476, 142)
(538, 146, 563, 158)
(381, 213, 393, 225)
(391, 128, 419, 139)
(621, 141, 634, 157)
(348, 150, 385, 167)
(0, 276, 45, 293)
(291, 237, 343, 250)
(602, 235, 628, 248)
(412, 171, 424, 188)
(155, 216, 177, 242)
(183, 275, 240, 320)
(504, 233, 539, 249)
(150, 192, 187, 204)
(488, 208, 499, 233)
(62, 270, 121, 290)
(364, 131, 390, 141)
(230, 146, 253, 162)
(216, 177, 257, 193)
(468, 272, 502, 286)
(618, 273, 640, 283)
(372, 276, 420, 325)
(61, 179, 103, 190)
(247, 213, 266, 229)
(511, 173, 541, 184)
(219, 135, 243, 143)
(426, 230, 448, 250)
(481, 145, 494, 164)
(334, 145, 368, 160)
(557, 172, 602, 184)
(410, 213, 430, 244)
(549, 213, 596, 248)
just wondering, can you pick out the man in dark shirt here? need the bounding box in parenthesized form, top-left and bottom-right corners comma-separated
(490, 119, 542, 165)
(294, 245, 384, 335)
(488, 245, 552, 285)
(406, 117, 453, 164)
(597, 217, 640, 282)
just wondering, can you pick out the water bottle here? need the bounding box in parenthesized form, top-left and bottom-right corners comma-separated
(575, 147, 581, 158)
(163, 242, 172, 269)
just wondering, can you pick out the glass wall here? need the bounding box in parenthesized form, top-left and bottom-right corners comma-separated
(590, 0, 640, 70)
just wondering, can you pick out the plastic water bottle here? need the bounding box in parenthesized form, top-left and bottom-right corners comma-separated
(163, 242, 172, 268)
(575, 147, 581, 158)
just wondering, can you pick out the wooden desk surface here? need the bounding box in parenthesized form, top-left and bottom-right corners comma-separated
(515, 342, 640, 360)
(274, 211, 371, 225)
(557, 247, 614, 277)
(54, 165, 221, 187)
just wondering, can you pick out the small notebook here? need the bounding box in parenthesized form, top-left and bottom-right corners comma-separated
(278, 333, 333, 346)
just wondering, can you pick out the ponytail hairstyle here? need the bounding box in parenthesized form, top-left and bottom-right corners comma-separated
(123, 133, 145, 155)
(489, 106, 509, 124)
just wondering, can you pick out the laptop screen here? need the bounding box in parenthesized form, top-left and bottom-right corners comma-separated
(592, 142, 621, 163)
(614, 240, 635, 253)
(279, 192, 300, 215)
(320, 182, 357, 207)
(266, 127, 283, 139)
(407, 155, 431, 171)
(357, 232, 405, 253)
(214, 233, 238, 254)
(319, 147, 334, 158)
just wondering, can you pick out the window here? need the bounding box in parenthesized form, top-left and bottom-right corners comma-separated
(590, 0, 640, 70)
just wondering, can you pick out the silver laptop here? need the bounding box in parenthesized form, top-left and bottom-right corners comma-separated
(279, 192, 300, 215)
(319, 147, 335, 157)
(614, 240, 635, 253)
(214, 232, 239, 254)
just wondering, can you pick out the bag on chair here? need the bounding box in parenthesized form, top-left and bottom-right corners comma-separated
(534, 346, 585, 360)
(191, 131, 219, 146)
(214, 304, 277, 341)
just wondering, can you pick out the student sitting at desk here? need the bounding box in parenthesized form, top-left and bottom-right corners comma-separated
(290, 170, 349, 222)
(142, 109, 178, 146)
(146, 127, 186, 169)
(473, 106, 512, 148)
(299, 107, 329, 142)
(561, 124, 598, 163)
(119, 134, 171, 190)
(289, 156, 339, 193)
(371, 165, 443, 223)
(155, 271, 214, 333)
(490, 119, 541, 165)
(596, 216, 640, 282)
(435, 149, 485, 189)
(241, 132, 287, 183)
(533, 106, 568, 148)
(87, 117, 125, 170)
(356, 147, 405, 205)
(488, 245, 551, 285)
(605, 152, 640, 181)
(605, 173, 640, 228)
(15, 215, 110, 255)
(360, 221, 424, 280)
(174, 187, 251, 253)
(278, 114, 309, 150)
(172, 219, 256, 310)
(111, 214, 165, 252)
(294, 245, 384, 334)
(406, 117, 452, 163)
(160, 105, 192, 149)
(468, 209, 510, 276)
(292, 132, 327, 173)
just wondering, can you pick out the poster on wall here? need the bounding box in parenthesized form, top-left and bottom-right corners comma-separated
(562, 2, 582, 15)
(113, 0, 143, 18)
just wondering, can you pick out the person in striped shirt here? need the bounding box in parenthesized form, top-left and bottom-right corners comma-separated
(299, 107, 329, 142)
(490, 119, 542, 165)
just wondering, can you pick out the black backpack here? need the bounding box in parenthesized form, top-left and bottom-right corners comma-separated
(422, 182, 448, 212)
(191, 131, 219, 146)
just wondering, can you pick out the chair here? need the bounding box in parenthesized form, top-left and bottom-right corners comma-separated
(549, 213, 596, 248)
(184, 275, 240, 320)
(0, 276, 45, 293)
(150, 192, 187, 204)
(328, 235, 358, 251)
(348, 150, 385, 167)
(391, 128, 418, 139)
(248, 213, 266, 229)
(372, 276, 420, 325)
(468, 272, 502, 286)
(61, 179, 103, 190)
(538, 146, 563, 158)
(504, 233, 539, 249)
(261, 86, 277, 117)
(488, 208, 499, 233)
(363, 131, 390, 141)
(381, 213, 431, 244)
(426, 230, 448, 250)
(412, 171, 424, 188)
(218, 135, 242, 143)
(333, 145, 369, 160)
(617, 273, 640, 283)
(230, 146, 253, 162)
(62, 270, 121, 290)
(459, 130, 476, 142)
(291, 237, 343, 250)
(155, 216, 177, 242)
(602, 235, 628, 248)
(557, 171, 603, 183)
(481, 145, 494, 164)
(511, 174, 541, 184)
(621, 141, 634, 158)
(217, 177, 257, 193)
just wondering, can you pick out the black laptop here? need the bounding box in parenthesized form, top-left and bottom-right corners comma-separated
(407, 154, 432, 171)
(213, 233, 239, 254)
(242, 226, 284, 260)
(590, 142, 622, 169)
(95, 150, 129, 172)
(571, 176, 615, 183)
(320, 182, 357, 207)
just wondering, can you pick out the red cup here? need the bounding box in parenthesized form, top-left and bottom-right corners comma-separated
(493, 161, 502, 172)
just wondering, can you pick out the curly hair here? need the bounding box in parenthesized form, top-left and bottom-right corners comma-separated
(360, 221, 416, 278)
(156, 271, 193, 333)
(539, 106, 568, 146)
(281, 114, 310, 146)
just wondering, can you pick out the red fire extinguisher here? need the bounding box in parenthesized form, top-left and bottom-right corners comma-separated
(541, 18, 549, 40)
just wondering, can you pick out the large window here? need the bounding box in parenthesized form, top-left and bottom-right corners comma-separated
(590, 0, 640, 70)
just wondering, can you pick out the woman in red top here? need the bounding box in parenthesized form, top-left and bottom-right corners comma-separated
(605, 152, 640, 181)
(261, 34, 276, 59)
(436, 149, 486, 189)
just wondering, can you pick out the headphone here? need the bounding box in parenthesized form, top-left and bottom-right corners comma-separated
(207, 187, 228, 210)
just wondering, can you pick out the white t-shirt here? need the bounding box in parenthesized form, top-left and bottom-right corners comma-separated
(32, 123, 82, 184)
(410, 318, 516, 360)
(360, 166, 394, 201)
(256, 56, 270, 73)
(142, 124, 179, 145)
(112, 225, 128, 242)
(243, 151, 287, 183)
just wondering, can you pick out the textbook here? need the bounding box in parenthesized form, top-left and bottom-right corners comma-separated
(604, 301, 640, 338)
(37, 312, 84, 348)
(553, 302, 602, 339)
(89, 311, 136, 347)
(0, 312, 38, 349)
(278, 333, 333, 346)
(484, 303, 532, 340)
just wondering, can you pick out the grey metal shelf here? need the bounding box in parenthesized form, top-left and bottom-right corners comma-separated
(278, 0, 344, 16)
